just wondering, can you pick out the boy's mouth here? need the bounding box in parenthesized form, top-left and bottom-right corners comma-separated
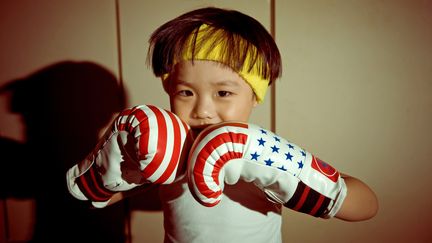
(190, 125, 210, 138)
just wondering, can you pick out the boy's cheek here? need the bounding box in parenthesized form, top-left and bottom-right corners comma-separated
(169, 96, 180, 114)
(219, 105, 253, 123)
(169, 101, 190, 123)
(217, 92, 257, 122)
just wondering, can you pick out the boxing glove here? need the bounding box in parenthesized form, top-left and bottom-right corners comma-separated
(187, 122, 347, 218)
(66, 105, 190, 208)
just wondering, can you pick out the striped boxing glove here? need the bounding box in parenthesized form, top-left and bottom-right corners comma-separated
(66, 105, 190, 208)
(187, 122, 347, 218)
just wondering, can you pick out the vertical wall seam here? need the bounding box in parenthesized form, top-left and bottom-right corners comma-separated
(270, 0, 277, 133)
(115, 2, 132, 243)
(115, 0, 126, 105)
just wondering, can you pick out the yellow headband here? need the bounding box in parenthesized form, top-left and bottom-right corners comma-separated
(163, 24, 269, 103)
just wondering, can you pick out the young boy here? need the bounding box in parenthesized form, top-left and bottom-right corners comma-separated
(146, 6, 378, 243)
(67, 6, 378, 243)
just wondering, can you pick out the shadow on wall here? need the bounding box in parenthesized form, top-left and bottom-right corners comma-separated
(0, 61, 128, 243)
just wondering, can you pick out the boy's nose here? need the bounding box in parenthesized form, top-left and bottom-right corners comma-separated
(193, 98, 215, 120)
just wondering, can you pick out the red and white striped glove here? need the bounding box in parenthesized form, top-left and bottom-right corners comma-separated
(187, 122, 347, 218)
(66, 105, 190, 208)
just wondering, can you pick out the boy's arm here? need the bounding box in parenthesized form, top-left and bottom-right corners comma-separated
(102, 192, 124, 206)
(335, 174, 378, 221)
(104, 184, 159, 207)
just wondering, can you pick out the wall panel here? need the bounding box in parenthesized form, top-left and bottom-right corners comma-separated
(0, 1, 123, 242)
(275, 1, 432, 242)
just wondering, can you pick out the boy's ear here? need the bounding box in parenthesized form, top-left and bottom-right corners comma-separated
(253, 94, 258, 107)
(162, 77, 171, 94)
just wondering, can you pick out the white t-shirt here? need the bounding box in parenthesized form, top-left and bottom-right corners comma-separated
(159, 177, 282, 243)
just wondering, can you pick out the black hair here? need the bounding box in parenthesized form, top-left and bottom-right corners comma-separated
(147, 7, 282, 85)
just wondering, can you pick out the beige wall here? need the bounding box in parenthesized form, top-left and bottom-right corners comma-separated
(276, 1, 432, 242)
(0, 1, 121, 242)
(1, 0, 431, 242)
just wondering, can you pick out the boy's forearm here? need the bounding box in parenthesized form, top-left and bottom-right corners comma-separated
(335, 174, 378, 221)
(104, 184, 159, 207)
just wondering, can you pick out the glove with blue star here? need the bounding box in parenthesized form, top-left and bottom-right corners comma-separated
(187, 122, 347, 218)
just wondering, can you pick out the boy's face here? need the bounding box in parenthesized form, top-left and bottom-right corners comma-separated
(167, 60, 258, 133)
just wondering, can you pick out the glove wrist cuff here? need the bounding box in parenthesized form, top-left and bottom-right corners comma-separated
(323, 177, 348, 218)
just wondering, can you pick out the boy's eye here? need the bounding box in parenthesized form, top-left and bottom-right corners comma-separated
(178, 90, 193, 96)
(217, 91, 233, 97)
